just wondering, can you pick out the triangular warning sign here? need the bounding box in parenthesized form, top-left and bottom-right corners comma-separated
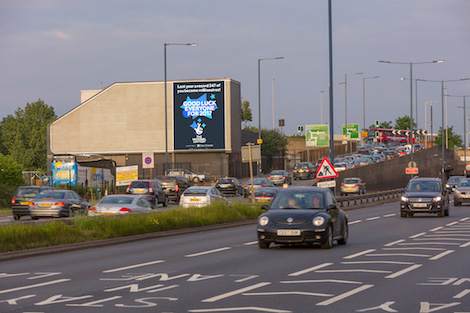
(315, 157, 338, 180)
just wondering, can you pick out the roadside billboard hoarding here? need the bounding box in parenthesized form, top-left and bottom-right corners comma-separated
(305, 124, 329, 147)
(174, 81, 225, 150)
(116, 165, 138, 186)
(241, 144, 261, 163)
(52, 161, 77, 186)
(342, 124, 360, 140)
(52, 162, 114, 187)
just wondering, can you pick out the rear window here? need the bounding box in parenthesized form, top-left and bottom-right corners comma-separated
(130, 181, 150, 188)
(154, 177, 176, 187)
(295, 164, 309, 169)
(218, 178, 233, 184)
(270, 171, 284, 175)
(100, 196, 134, 204)
(343, 179, 359, 184)
(36, 192, 66, 199)
(15, 188, 41, 198)
(184, 188, 209, 195)
(253, 178, 268, 184)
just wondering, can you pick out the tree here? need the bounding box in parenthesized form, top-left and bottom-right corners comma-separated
(434, 126, 463, 149)
(1, 99, 57, 171)
(394, 115, 417, 130)
(241, 99, 252, 128)
(0, 154, 25, 186)
(369, 121, 393, 129)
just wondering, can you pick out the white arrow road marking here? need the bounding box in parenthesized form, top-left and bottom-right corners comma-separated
(202, 282, 271, 303)
(454, 289, 470, 299)
(103, 260, 165, 273)
(0, 279, 70, 295)
(357, 301, 397, 312)
(190, 307, 291, 313)
(186, 247, 232, 258)
(316, 285, 374, 306)
(0, 294, 36, 305)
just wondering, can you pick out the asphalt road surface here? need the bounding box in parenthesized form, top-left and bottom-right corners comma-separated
(1, 201, 470, 313)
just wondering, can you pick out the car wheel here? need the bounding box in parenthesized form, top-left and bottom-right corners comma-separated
(68, 208, 74, 217)
(445, 206, 449, 216)
(13, 214, 21, 221)
(31, 216, 39, 220)
(320, 226, 333, 249)
(258, 241, 270, 249)
(454, 201, 460, 206)
(337, 220, 348, 245)
(400, 211, 407, 217)
(163, 196, 168, 207)
(193, 177, 199, 183)
(438, 208, 444, 217)
(244, 192, 248, 198)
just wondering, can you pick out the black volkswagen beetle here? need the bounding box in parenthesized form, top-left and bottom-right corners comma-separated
(257, 186, 348, 249)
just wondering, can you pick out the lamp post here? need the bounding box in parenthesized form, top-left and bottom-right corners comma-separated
(425, 100, 440, 148)
(417, 77, 470, 178)
(320, 91, 324, 124)
(379, 60, 443, 165)
(344, 72, 362, 151)
(164, 42, 198, 173)
(363, 76, 379, 134)
(258, 56, 284, 175)
(451, 94, 470, 175)
(272, 79, 275, 130)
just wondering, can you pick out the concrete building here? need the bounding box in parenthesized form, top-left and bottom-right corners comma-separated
(48, 79, 242, 182)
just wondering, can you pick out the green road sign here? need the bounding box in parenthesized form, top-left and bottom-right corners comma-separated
(342, 123, 359, 140)
(306, 124, 329, 147)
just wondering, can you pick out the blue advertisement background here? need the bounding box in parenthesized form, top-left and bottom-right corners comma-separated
(173, 81, 225, 150)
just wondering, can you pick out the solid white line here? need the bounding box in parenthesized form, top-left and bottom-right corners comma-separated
(103, 260, 165, 273)
(244, 241, 258, 246)
(190, 307, 292, 313)
(383, 214, 396, 217)
(430, 250, 455, 260)
(430, 226, 444, 232)
(366, 216, 381, 221)
(281, 279, 363, 285)
(343, 249, 376, 259)
(316, 284, 374, 306)
(461, 217, 470, 221)
(315, 269, 392, 274)
(460, 241, 470, 247)
(244, 291, 332, 297)
(454, 289, 470, 299)
(202, 282, 271, 302)
(384, 239, 405, 247)
(288, 263, 333, 277)
(341, 261, 414, 265)
(398, 242, 461, 246)
(0, 279, 70, 294)
(367, 253, 431, 258)
(409, 232, 426, 238)
(185, 247, 232, 258)
(349, 220, 362, 225)
(386, 264, 422, 278)
(446, 221, 459, 226)
(383, 247, 446, 251)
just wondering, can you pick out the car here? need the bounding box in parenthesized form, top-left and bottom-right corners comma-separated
(28, 190, 90, 219)
(179, 186, 227, 208)
(256, 186, 348, 249)
(153, 176, 190, 202)
(445, 175, 465, 193)
(395, 147, 407, 156)
(215, 177, 244, 196)
(400, 177, 450, 217)
(340, 178, 366, 195)
(384, 150, 399, 160)
(356, 158, 370, 166)
(126, 180, 168, 207)
(254, 187, 281, 204)
(11, 185, 55, 220)
(165, 169, 206, 183)
(88, 194, 153, 216)
(293, 162, 316, 180)
(334, 162, 348, 172)
(453, 179, 470, 206)
(362, 155, 378, 163)
(244, 177, 274, 198)
(268, 170, 292, 186)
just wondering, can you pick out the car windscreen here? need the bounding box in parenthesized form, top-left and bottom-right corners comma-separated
(15, 188, 41, 198)
(406, 181, 441, 192)
(270, 191, 324, 210)
(448, 177, 463, 183)
(457, 180, 470, 187)
(100, 196, 134, 204)
(36, 192, 65, 199)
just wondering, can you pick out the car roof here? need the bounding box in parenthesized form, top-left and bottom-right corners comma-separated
(277, 186, 326, 194)
(410, 177, 441, 182)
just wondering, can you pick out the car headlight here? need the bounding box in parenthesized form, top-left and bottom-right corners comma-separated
(454, 190, 461, 195)
(401, 196, 409, 202)
(259, 216, 269, 226)
(313, 216, 325, 226)
(432, 196, 442, 202)
(445, 184, 450, 189)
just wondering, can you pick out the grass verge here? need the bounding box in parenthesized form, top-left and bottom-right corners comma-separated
(0, 202, 262, 253)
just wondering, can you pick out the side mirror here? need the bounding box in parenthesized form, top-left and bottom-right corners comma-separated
(327, 203, 337, 210)
(260, 204, 269, 210)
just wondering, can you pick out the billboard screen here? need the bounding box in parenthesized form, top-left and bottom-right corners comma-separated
(173, 81, 225, 150)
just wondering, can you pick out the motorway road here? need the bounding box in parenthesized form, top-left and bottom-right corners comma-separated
(1, 201, 470, 312)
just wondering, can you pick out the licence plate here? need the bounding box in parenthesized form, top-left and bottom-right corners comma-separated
(40, 203, 51, 207)
(100, 213, 115, 215)
(190, 199, 200, 202)
(220, 184, 230, 188)
(20, 202, 29, 205)
(277, 229, 301, 236)
(134, 190, 144, 193)
(413, 203, 428, 208)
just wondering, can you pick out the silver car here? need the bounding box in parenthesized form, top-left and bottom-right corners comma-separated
(88, 195, 154, 216)
(179, 186, 227, 208)
(340, 178, 366, 196)
(29, 190, 89, 219)
(453, 179, 470, 206)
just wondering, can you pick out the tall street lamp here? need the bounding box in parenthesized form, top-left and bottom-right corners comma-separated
(362, 76, 379, 133)
(258, 56, 284, 175)
(400, 78, 421, 129)
(379, 60, 443, 166)
(425, 100, 440, 147)
(344, 72, 362, 150)
(451, 94, 470, 175)
(164, 43, 198, 173)
(417, 77, 470, 178)
(320, 90, 324, 124)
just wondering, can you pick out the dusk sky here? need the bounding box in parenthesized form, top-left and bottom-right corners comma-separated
(1, 0, 469, 137)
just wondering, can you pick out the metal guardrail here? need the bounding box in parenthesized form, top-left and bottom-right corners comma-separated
(336, 189, 404, 208)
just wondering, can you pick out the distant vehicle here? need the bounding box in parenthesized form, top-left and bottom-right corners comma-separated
(293, 162, 316, 180)
(357, 158, 371, 166)
(367, 128, 414, 146)
(179, 186, 227, 208)
(445, 176, 465, 193)
(453, 179, 470, 206)
(384, 150, 399, 160)
(215, 177, 244, 196)
(126, 180, 168, 207)
(88, 195, 153, 216)
(165, 169, 206, 183)
(334, 163, 348, 172)
(244, 177, 274, 198)
(400, 177, 449, 217)
(395, 147, 407, 156)
(254, 187, 281, 204)
(268, 170, 292, 186)
(340, 178, 366, 195)
(257, 186, 348, 249)
(11, 185, 55, 220)
(153, 176, 190, 202)
(357, 149, 372, 155)
(362, 155, 378, 163)
(29, 190, 90, 219)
